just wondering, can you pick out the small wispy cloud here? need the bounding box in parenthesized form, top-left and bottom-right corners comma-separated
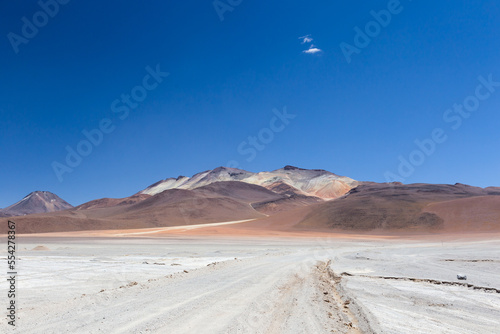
(303, 45, 322, 54)
(299, 35, 313, 44)
(299, 35, 322, 54)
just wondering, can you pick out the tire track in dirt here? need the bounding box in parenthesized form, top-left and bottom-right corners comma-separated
(340, 272, 500, 294)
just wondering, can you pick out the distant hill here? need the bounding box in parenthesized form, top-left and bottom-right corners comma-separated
(297, 183, 500, 232)
(4, 181, 286, 233)
(0, 191, 73, 217)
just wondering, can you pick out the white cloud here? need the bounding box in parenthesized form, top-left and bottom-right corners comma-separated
(299, 35, 322, 54)
(299, 35, 313, 44)
(303, 45, 322, 54)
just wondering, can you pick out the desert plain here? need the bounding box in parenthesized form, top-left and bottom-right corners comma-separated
(1, 224, 499, 334)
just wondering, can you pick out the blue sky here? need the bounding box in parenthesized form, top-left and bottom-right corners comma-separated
(1, 0, 500, 207)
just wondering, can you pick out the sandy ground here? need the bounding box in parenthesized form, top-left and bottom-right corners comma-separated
(1, 234, 499, 333)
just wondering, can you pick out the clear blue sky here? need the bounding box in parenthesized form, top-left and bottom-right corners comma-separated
(1, 0, 499, 207)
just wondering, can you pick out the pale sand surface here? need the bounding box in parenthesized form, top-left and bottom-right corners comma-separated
(0, 233, 499, 333)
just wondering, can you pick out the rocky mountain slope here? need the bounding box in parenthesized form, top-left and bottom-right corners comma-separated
(297, 183, 500, 232)
(0, 191, 73, 217)
(140, 166, 357, 200)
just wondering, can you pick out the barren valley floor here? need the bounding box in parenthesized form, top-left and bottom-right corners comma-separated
(1, 235, 499, 333)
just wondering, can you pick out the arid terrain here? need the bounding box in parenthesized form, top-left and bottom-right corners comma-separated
(1, 232, 499, 333)
(1, 166, 499, 333)
(2, 167, 500, 236)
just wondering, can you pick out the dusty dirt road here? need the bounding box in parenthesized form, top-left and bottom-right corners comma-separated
(14, 247, 367, 333)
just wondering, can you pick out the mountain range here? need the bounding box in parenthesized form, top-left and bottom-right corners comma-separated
(2, 166, 499, 234)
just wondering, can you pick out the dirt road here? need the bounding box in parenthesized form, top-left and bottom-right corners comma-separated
(17, 249, 366, 333)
